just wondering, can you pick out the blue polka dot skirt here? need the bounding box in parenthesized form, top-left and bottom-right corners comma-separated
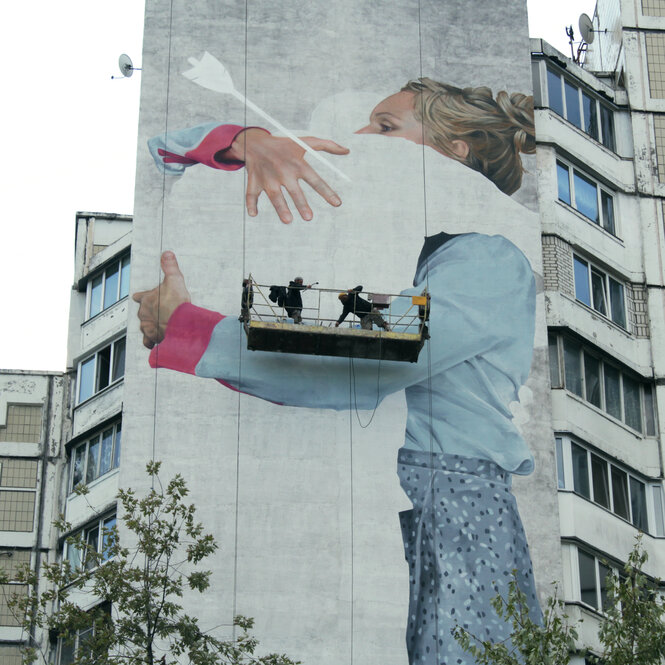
(397, 448, 542, 665)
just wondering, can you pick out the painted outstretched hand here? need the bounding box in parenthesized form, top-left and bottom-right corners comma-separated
(228, 129, 349, 224)
(133, 252, 191, 349)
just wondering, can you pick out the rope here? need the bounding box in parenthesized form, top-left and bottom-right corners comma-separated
(144, 0, 175, 647)
(231, 0, 250, 639)
(417, 1, 439, 663)
(150, 0, 175, 486)
(350, 331, 383, 428)
(348, 358, 355, 665)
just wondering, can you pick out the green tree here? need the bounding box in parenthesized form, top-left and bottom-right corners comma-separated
(591, 539, 665, 665)
(2, 461, 299, 665)
(451, 581, 577, 665)
(453, 538, 665, 665)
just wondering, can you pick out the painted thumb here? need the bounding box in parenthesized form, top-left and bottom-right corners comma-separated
(161, 251, 183, 278)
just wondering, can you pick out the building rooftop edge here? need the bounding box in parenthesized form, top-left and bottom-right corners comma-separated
(75, 211, 133, 220)
(0, 368, 66, 376)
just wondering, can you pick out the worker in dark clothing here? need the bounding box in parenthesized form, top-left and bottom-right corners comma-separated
(335, 286, 390, 331)
(239, 278, 254, 322)
(285, 277, 312, 324)
(418, 288, 431, 339)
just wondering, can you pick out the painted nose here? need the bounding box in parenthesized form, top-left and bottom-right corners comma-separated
(354, 124, 373, 134)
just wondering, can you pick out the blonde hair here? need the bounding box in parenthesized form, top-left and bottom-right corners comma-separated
(401, 78, 535, 195)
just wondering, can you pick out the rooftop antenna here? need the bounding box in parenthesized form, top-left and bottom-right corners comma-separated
(112, 54, 142, 80)
(182, 52, 349, 182)
(566, 25, 576, 61)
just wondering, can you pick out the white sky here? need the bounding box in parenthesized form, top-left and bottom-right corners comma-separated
(0, 0, 596, 371)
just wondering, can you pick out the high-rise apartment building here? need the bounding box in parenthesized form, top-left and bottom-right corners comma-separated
(528, 0, 665, 659)
(3, 2, 665, 664)
(0, 370, 68, 664)
(0, 213, 131, 663)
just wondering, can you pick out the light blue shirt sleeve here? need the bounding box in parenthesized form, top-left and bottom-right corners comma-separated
(195, 234, 535, 414)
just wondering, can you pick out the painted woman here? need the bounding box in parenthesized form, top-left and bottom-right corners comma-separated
(138, 78, 542, 665)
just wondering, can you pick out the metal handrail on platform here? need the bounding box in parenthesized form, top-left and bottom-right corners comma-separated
(245, 276, 428, 335)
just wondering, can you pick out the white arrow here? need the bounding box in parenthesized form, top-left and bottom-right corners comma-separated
(183, 52, 350, 182)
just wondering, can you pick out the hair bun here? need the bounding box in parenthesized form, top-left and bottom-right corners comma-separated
(497, 91, 536, 155)
(403, 78, 536, 194)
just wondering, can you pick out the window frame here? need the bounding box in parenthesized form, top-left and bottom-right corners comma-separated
(0, 403, 43, 443)
(69, 421, 121, 493)
(86, 253, 131, 320)
(556, 435, 665, 536)
(546, 65, 616, 151)
(549, 333, 657, 436)
(557, 160, 618, 236)
(76, 337, 126, 404)
(572, 254, 626, 328)
(63, 513, 117, 573)
(0, 549, 30, 627)
(577, 547, 614, 612)
(57, 601, 111, 665)
(0, 459, 38, 532)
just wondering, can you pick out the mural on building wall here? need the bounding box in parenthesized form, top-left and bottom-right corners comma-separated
(133, 38, 543, 661)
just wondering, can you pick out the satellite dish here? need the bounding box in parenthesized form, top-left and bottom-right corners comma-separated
(579, 13, 595, 44)
(118, 53, 136, 78)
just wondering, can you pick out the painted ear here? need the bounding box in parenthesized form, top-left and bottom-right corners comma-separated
(449, 140, 470, 160)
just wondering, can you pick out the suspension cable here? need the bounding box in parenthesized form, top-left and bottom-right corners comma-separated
(416, 1, 439, 663)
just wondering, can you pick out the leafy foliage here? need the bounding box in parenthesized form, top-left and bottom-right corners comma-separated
(452, 580, 578, 665)
(1, 461, 299, 665)
(453, 537, 665, 665)
(590, 540, 665, 665)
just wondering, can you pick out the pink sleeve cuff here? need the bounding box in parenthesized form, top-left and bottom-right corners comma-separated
(149, 303, 224, 375)
(184, 125, 270, 171)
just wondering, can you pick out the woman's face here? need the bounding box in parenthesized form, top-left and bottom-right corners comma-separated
(355, 90, 469, 160)
(355, 91, 424, 142)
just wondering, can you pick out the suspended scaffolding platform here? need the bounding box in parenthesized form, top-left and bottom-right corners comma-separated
(246, 320, 425, 362)
(241, 277, 429, 363)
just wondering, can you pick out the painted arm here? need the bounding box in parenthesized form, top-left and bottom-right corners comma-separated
(147, 123, 259, 173)
(136, 238, 535, 411)
(148, 123, 349, 224)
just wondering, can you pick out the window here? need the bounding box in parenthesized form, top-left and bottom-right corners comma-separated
(87, 254, 130, 319)
(549, 334, 561, 388)
(556, 436, 665, 535)
(70, 421, 121, 492)
(0, 404, 42, 443)
(0, 645, 24, 665)
(77, 337, 126, 404)
(555, 437, 565, 489)
(549, 333, 657, 435)
(653, 485, 665, 537)
(573, 256, 626, 328)
(547, 67, 615, 150)
(0, 550, 30, 627)
(557, 161, 616, 235)
(64, 513, 117, 572)
(578, 549, 613, 611)
(569, 443, 649, 529)
(58, 602, 111, 665)
(0, 459, 38, 532)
